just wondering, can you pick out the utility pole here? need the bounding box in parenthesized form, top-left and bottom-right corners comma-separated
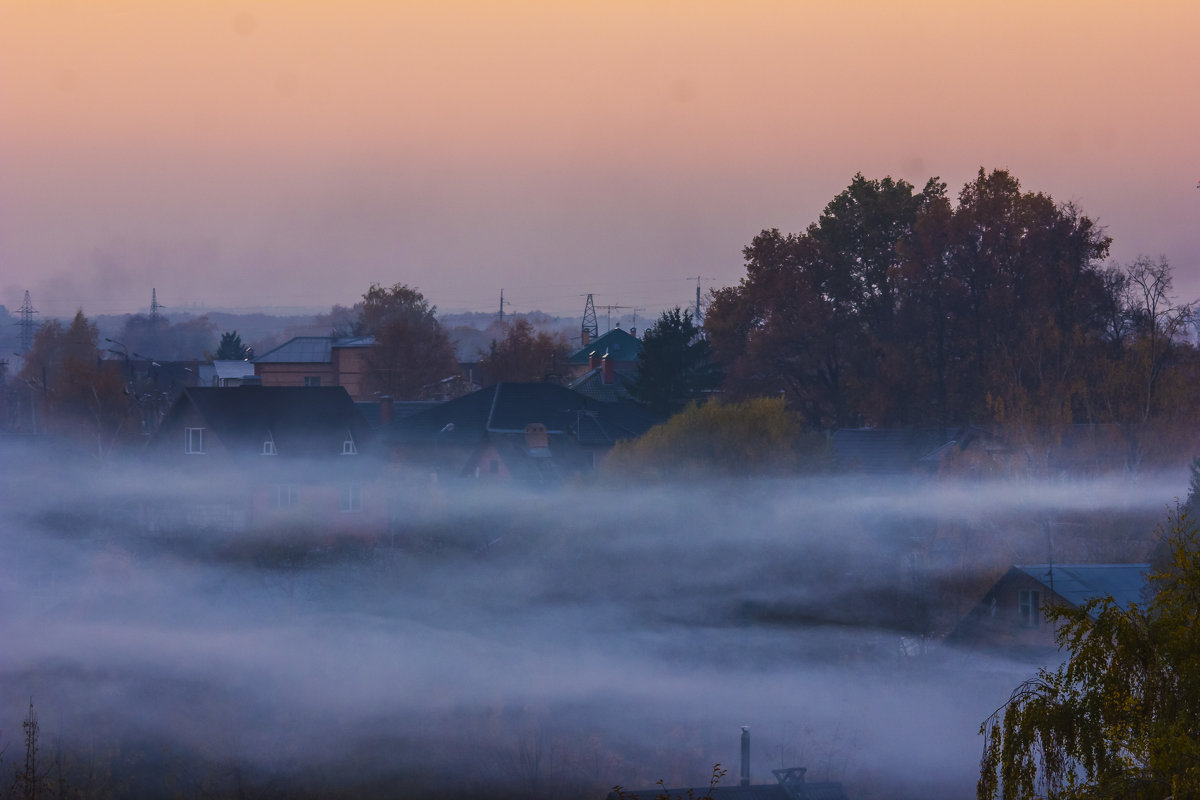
(150, 288, 164, 321)
(686, 276, 716, 323)
(581, 294, 599, 346)
(497, 289, 512, 324)
(16, 290, 38, 355)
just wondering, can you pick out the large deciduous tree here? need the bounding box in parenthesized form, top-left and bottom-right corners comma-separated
(703, 169, 1190, 438)
(631, 307, 720, 415)
(19, 310, 128, 451)
(978, 507, 1200, 800)
(476, 318, 570, 385)
(357, 283, 459, 400)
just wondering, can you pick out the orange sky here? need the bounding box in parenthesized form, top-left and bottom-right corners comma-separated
(2, 1, 1198, 316)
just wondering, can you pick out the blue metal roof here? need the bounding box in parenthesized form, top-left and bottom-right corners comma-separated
(1014, 563, 1150, 611)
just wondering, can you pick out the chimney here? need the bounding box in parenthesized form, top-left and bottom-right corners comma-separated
(602, 351, 614, 385)
(379, 395, 394, 425)
(589, 351, 600, 370)
(740, 727, 750, 787)
(630, 326, 637, 338)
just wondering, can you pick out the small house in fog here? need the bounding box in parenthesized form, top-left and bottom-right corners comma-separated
(147, 386, 385, 532)
(566, 327, 642, 381)
(382, 381, 661, 482)
(946, 563, 1149, 657)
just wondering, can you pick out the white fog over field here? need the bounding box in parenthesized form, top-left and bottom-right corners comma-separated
(0, 449, 1185, 798)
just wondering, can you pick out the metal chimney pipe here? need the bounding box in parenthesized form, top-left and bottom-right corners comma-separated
(740, 726, 750, 786)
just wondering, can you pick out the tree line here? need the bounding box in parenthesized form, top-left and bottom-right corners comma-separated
(701, 169, 1196, 437)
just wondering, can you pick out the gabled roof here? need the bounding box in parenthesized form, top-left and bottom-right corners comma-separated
(157, 386, 371, 458)
(385, 382, 660, 447)
(1013, 563, 1150, 611)
(253, 336, 375, 364)
(568, 327, 643, 364)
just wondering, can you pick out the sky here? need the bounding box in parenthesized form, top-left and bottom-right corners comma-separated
(2, 1, 1199, 319)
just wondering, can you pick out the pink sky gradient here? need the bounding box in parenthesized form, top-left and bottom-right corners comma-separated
(2, 1, 1198, 318)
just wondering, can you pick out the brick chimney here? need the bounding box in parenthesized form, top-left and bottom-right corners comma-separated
(589, 351, 600, 370)
(379, 395, 394, 425)
(602, 351, 614, 385)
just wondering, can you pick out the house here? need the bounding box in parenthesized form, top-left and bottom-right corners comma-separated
(382, 381, 661, 482)
(566, 327, 642, 380)
(146, 386, 384, 532)
(946, 563, 1150, 656)
(252, 336, 374, 400)
(830, 426, 1002, 475)
(567, 348, 637, 402)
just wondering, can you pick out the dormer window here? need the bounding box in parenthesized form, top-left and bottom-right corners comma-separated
(262, 432, 277, 456)
(341, 431, 357, 455)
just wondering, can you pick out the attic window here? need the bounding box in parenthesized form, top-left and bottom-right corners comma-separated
(1018, 589, 1041, 628)
(341, 432, 357, 455)
(262, 433, 277, 456)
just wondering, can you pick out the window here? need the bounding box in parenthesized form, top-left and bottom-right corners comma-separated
(341, 432, 357, 455)
(271, 485, 300, 509)
(1018, 589, 1040, 628)
(262, 432, 277, 456)
(304, 376, 322, 387)
(340, 484, 363, 513)
(185, 427, 205, 454)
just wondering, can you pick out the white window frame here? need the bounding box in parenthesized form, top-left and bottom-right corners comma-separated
(271, 484, 300, 510)
(1018, 589, 1041, 628)
(185, 427, 205, 455)
(340, 483, 363, 513)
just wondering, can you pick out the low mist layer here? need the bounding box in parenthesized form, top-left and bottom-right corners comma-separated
(0, 449, 1182, 798)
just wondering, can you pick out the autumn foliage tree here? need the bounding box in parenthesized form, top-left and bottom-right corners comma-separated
(476, 318, 570, 385)
(978, 507, 1200, 800)
(357, 283, 460, 400)
(19, 310, 128, 452)
(706, 169, 1200, 462)
(602, 397, 828, 479)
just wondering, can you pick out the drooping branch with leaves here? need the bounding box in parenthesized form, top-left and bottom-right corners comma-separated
(978, 507, 1200, 800)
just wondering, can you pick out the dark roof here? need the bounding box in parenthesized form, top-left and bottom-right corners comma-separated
(568, 327, 643, 364)
(385, 382, 660, 447)
(567, 366, 636, 402)
(355, 400, 441, 430)
(1013, 563, 1149, 611)
(831, 428, 958, 474)
(157, 386, 371, 458)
